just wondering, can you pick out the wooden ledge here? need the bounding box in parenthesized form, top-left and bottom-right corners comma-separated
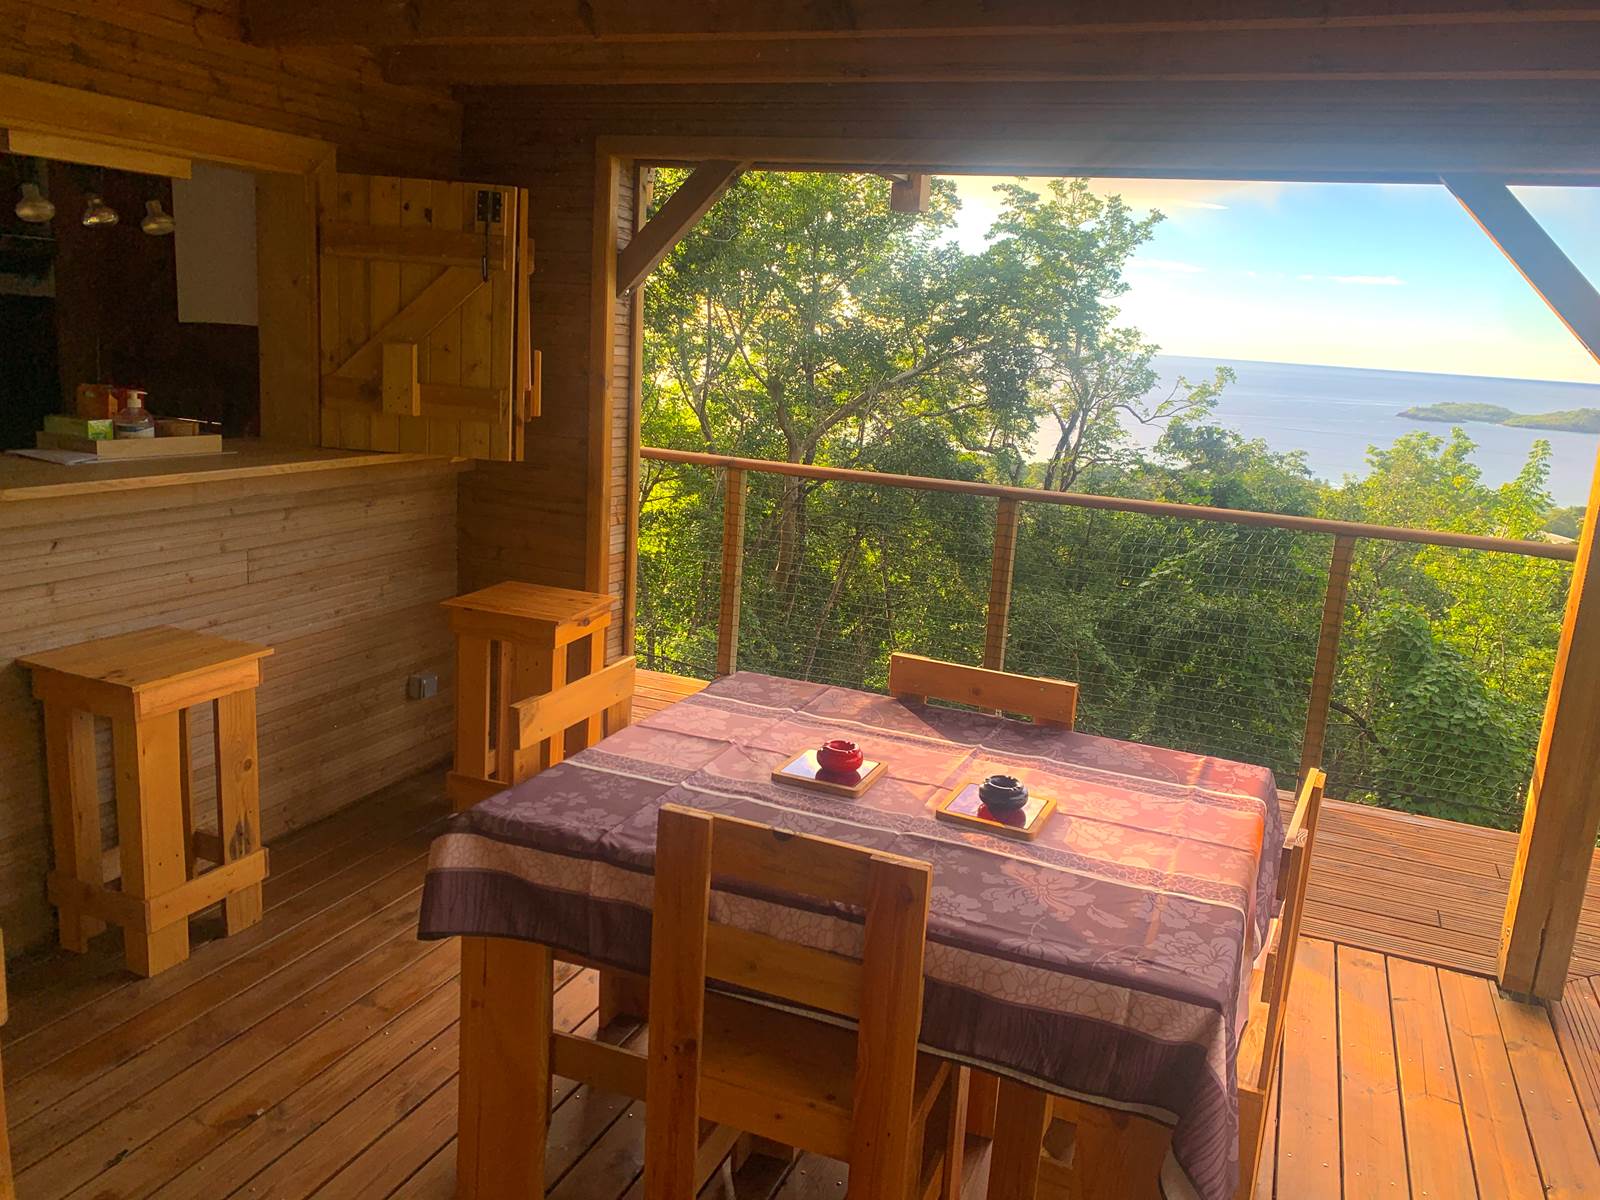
(0, 439, 468, 504)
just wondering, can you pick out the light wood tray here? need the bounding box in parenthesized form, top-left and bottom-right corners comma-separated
(772, 749, 887, 797)
(36, 431, 226, 460)
(936, 783, 1056, 840)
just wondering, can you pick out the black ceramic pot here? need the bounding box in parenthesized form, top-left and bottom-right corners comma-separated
(979, 774, 1029, 812)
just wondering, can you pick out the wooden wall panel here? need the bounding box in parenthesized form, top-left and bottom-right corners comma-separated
(457, 459, 589, 593)
(0, 461, 460, 955)
(605, 166, 638, 661)
(0, 0, 460, 177)
(454, 102, 600, 608)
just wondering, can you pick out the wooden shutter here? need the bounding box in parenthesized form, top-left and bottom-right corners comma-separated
(317, 174, 531, 459)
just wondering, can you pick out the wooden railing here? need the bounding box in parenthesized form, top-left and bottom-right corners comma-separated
(640, 446, 1576, 782)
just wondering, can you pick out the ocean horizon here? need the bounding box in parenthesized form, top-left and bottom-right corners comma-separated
(1031, 356, 1600, 507)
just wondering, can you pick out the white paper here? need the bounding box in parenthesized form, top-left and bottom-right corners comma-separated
(7, 448, 105, 466)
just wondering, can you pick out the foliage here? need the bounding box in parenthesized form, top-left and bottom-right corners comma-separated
(638, 169, 1569, 830)
(1544, 505, 1586, 539)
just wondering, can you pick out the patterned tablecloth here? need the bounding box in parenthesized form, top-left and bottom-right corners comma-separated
(418, 672, 1284, 1200)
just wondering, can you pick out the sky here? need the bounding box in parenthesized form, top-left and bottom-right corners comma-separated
(945, 176, 1600, 385)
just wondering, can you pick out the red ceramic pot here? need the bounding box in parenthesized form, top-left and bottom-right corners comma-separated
(816, 738, 864, 774)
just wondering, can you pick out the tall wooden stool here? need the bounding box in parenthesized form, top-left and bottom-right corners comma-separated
(20, 627, 273, 978)
(442, 582, 616, 810)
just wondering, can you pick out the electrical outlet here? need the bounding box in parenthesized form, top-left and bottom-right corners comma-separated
(406, 672, 439, 701)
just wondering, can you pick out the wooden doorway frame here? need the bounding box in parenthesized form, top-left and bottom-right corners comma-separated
(598, 133, 1600, 1002)
(0, 72, 336, 446)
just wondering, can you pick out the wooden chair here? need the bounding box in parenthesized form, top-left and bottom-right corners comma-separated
(1231, 766, 1326, 1199)
(1000, 768, 1326, 1200)
(644, 804, 969, 1200)
(888, 653, 1079, 728)
(888, 652, 1079, 1141)
(442, 655, 636, 809)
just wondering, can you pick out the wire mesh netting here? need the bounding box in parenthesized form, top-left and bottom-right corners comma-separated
(733, 472, 992, 690)
(636, 459, 1568, 830)
(1004, 507, 1327, 788)
(635, 459, 726, 679)
(1321, 541, 1568, 829)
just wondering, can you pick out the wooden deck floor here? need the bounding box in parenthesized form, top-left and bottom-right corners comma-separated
(4, 671, 1598, 1199)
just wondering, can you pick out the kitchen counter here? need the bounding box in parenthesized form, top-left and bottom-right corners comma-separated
(0, 439, 467, 503)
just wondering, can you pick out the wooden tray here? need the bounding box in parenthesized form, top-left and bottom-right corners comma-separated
(36, 431, 225, 460)
(936, 783, 1056, 840)
(772, 749, 887, 797)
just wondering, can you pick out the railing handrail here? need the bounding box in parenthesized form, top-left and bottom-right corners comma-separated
(641, 446, 1577, 561)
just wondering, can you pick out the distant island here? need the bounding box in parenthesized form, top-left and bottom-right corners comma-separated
(1400, 402, 1600, 434)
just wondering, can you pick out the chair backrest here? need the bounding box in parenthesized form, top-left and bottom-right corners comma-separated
(509, 656, 635, 780)
(888, 653, 1078, 729)
(644, 804, 932, 1200)
(1248, 767, 1325, 1092)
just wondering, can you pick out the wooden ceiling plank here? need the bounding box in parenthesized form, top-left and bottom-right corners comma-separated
(615, 160, 746, 296)
(244, 0, 1600, 46)
(380, 24, 1600, 86)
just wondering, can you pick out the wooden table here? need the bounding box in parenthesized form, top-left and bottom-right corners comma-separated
(420, 672, 1284, 1200)
(20, 626, 272, 976)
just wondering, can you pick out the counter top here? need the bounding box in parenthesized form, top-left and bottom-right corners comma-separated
(0, 440, 467, 503)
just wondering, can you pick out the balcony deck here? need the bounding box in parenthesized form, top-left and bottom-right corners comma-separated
(5, 670, 1599, 1200)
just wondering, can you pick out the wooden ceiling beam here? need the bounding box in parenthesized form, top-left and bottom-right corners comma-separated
(244, 0, 1600, 46)
(1445, 175, 1600, 362)
(889, 174, 931, 213)
(381, 25, 1600, 86)
(615, 160, 746, 296)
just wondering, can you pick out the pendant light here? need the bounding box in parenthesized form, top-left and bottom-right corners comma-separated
(80, 193, 118, 227)
(14, 182, 54, 223)
(140, 200, 174, 236)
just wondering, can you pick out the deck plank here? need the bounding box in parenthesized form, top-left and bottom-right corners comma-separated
(1437, 972, 1545, 1200)
(1492, 988, 1600, 1200)
(1551, 976, 1600, 1158)
(1387, 958, 1476, 1200)
(1334, 946, 1408, 1199)
(15, 919, 440, 1196)
(1275, 937, 1341, 1196)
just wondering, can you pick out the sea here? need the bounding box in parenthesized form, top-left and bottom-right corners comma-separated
(1030, 356, 1600, 506)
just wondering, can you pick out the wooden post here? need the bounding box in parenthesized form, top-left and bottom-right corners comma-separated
(113, 712, 191, 977)
(1299, 535, 1356, 780)
(213, 690, 264, 933)
(716, 466, 747, 677)
(1442, 178, 1600, 1001)
(890, 173, 931, 214)
(984, 498, 1022, 671)
(457, 936, 553, 1199)
(1500, 454, 1600, 999)
(42, 703, 105, 952)
(987, 1079, 1051, 1200)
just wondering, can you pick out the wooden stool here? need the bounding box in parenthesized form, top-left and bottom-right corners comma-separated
(20, 627, 273, 978)
(442, 582, 615, 810)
